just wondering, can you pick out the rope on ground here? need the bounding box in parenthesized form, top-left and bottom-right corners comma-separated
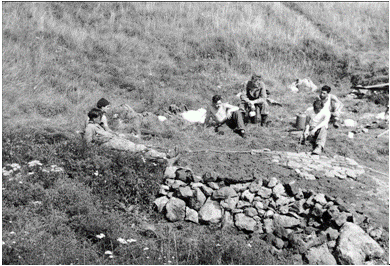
(363, 166, 389, 177)
(185, 148, 273, 154)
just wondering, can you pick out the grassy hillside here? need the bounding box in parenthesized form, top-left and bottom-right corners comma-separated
(3, 2, 388, 131)
(2, 2, 389, 265)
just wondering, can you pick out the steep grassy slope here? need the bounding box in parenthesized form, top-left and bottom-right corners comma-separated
(3, 2, 388, 132)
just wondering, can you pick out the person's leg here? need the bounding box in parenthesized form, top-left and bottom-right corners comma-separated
(256, 99, 269, 126)
(103, 137, 148, 152)
(312, 127, 327, 154)
(227, 111, 246, 137)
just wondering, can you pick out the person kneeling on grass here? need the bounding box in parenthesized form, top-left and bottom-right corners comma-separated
(83, 108, 179, 165)
(204, 94, 246, 138)
(302, 99, 331, 155)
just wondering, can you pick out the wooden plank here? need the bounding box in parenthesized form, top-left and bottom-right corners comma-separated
(352, 83, 389, 91)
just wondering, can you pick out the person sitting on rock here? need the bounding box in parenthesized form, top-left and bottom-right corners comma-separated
(204, 94, 246, 138)
(240, 73, 270, 126)
(303, 99, 331, 155)
(83, 108, 179, 165)
(316, 85, 343, 128)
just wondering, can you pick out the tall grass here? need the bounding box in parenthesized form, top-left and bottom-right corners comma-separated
(3, 2, 388, 132)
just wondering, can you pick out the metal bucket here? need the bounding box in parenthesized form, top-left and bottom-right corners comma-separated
(296, 113, 306, 130)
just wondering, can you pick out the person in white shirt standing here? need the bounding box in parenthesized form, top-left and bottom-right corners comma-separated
(204, 95, 246, 138)
(303, 99, 331, 155)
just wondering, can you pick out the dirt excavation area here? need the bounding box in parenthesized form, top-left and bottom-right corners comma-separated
(167, 124, 389, 264)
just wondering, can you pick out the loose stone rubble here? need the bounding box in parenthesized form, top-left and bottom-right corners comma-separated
(154, 162, 384, 265)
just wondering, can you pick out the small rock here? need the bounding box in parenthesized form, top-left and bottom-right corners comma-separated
(212, 186, 238, 200)
(200, 184, 214, 197)
(237, 200, 252, 209)
(286, 180, 300, 196)
(222, 211, 235, 230)
(249, 179, 263, 193)
(207, 181, 219, 190)
(172, 180, 187, 189)
(177, 186, 194, 199)
(242, 190, 255, 203)
(272, 183, 285, 198)
(185, 207, 199, 224)
(265, 209, 275, 218)
(230, 183, 250, 192)
(165, 197, 186, 222)
(369, 227, 383, 241)
(257, 187, 273, 198)
(154, 196, 169, 213)
(312, 203, 325, 217)
(164, 166, 179, 179)
(267, 177, 279, 188)
(234, 213, 257, 232)
(279, 205, 289, 214)
(314, 193, 327, 205)
(165, 178, 175, 187)
(202, 172, 218, 182)
(198, 199, 223, 224)
(334, 212, 348, 227)
(244, 207, 258, 217)
(273, 214, 301, 228)
(325, 227, 339, 241)
(273, 237, 284, 249)
(263, 218, 274, 233)
(253, 201, 264, 211)
(306, 243, 337, 265)
(220, 196, 239, 210)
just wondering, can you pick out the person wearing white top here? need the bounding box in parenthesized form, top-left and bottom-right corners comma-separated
(204, 95, 246, 138)
(316, 85, 343, 128)
(303, 99, 331, 155)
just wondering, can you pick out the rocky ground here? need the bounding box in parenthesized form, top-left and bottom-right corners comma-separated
(150, 116, 389, 264)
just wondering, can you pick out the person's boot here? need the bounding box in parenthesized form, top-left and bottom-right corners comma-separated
(312, 145, 322, 155)
(261, 115, 268, 127)
(333, 120, 341, 129)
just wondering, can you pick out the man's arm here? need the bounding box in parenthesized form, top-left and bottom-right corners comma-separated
(311, 111, 330, 134)
(331, 95, 343, 113)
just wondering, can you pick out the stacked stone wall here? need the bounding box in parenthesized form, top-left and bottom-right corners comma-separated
(154, 165, 385, 264)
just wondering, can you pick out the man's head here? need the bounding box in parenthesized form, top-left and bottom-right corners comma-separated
(88, 108, 103, 123)
(97, 98, 110, 111)
(313, 99, 324, 113)
(212, 95, 222, 108)
(320, 85, 331, 100)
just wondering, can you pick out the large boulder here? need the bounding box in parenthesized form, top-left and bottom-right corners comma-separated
(198, 199, 223, 224)
(165, 197, 186, 222)
(335, 222, 385, 265)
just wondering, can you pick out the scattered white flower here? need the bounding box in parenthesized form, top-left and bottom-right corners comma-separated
(42, 169, 50, 173)
(10, 163, 21, 170)
(143, 247, 149, 251)
(12, 241, 16, 244)
(168, 260, 172, 264)
(104, 250, 112, 255)
(10, 231, 15, 235)
(247, 243, 252, 248)
(216, 243, 221, 247)
(109, 255, 114, 259)
(28, 172, 34, 175)
(28, 160, 42, 167)
(2, 169, 13, 176)
(146, 256, 150, 259)
(2, 241, 5, 245)
(31, 201, 42, 206)
(96, 233, 105, 239)
(94, 171, 99, 176)
(117, 238, 127, 244)
(127, 238, 137, 243)
(19, 181, 23, 184)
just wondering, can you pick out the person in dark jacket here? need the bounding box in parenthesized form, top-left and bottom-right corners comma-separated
(240, 73, 269, 126)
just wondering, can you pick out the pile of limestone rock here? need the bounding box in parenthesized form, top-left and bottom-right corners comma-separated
(154, 165, 385, 265)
